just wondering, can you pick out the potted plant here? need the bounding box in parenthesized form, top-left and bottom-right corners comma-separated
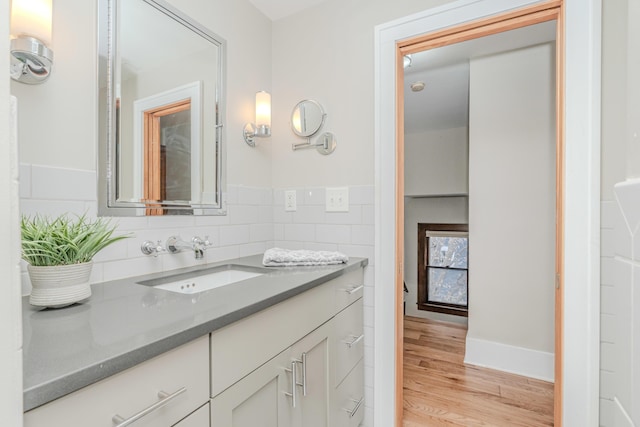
(21, 214, 129, 308)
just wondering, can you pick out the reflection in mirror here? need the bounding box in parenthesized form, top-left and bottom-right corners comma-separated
(291, 100, 325, 137)
(98, 0, 226, 216)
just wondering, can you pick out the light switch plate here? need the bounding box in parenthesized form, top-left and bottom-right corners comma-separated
(285, 190, 297, 211)
(326, 187, 349, 212)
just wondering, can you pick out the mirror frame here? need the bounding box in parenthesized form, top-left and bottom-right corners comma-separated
(97, 0, 227, 216)
(290, 99, 326, 138)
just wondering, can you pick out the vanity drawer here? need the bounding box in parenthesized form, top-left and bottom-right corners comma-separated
(333, 269, 364, 313)
(24, 335, 209, 427)
(333, 298, 364, 387)
(175, 402, 210, 427)
(331, 360, 365, 427)
(210, 280, 334, 397)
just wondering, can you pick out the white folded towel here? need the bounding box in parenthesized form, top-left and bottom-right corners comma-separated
(262, 247, 348, 267)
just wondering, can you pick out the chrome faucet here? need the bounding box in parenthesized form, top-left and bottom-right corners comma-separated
(166, 235, 212, 259)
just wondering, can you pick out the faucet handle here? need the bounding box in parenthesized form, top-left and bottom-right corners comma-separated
(141, 240, 166, 257)
(192, 235, 213, 248)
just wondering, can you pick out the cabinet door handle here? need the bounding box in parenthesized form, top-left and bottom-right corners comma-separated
(343, 334, 365, 348)
(342, 285, 364, 295)
(344, 397, 364, 418)
(284, 360, 297, 408)
(300, 353, 307, 396)
(112, 387, 186, 427)
(293, 354, 307, 396)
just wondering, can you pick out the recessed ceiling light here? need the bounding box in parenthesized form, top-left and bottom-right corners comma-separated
(410, 81, 425, 92)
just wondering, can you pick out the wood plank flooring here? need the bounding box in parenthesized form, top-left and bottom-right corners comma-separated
(403, 316, 554, 426)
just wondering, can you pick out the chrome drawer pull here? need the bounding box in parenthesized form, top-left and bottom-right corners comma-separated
(344, 397, 364, 418)
(343, 334, 364, 348)
(342, 285, 364, 295)
(297, 353, 307, 397)
(112, 387, 186, 427)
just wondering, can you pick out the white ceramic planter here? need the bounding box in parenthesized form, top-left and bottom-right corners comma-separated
(28, 262, 93, 308)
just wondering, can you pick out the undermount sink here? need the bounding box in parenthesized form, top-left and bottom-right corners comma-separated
(138, 265, 266, 294)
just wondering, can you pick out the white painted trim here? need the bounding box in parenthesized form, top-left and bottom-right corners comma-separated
(375, 0, 601, 425)
(3, 94, 24, 425)
(563, 0, 601, 425)
(464, 337, 555, 382)
(132, 81, 203, 203)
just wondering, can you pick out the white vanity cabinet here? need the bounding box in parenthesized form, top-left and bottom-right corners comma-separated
(291, 321, 331, 427)
(332, 360, 365, 427)
(175, 403, 210, 427)
(210, 321, 332, 427)
(23, 265, 365, 427)
(210, 268, 364, 427)
(210, 348, 294, 427)
(24, 335, 210, 427)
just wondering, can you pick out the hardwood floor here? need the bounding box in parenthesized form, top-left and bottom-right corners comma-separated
(403, 316, 554, 426)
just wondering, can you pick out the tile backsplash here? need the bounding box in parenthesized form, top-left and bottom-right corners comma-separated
(19, 163, 275, 295)
(599, 179, 640, 426)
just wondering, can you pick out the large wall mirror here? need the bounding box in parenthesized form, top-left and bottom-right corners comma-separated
(98, 0, 226, 216)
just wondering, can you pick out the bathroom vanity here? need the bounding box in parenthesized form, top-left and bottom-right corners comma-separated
(22, 255, 366, 427)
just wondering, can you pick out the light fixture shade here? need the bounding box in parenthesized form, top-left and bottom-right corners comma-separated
(11, 0, 52, 46)
(255, 91, 271, 128)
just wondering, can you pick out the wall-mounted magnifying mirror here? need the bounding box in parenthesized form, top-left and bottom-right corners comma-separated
(291, 99, 337, 155)
(291, 100, 325, 137)
(98, 0, 226, 216)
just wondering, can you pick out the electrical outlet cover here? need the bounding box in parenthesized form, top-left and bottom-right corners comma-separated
(285, 190, 297, 211)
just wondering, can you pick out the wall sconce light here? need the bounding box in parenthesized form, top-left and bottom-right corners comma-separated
(243, 91, 271, 147)
(403, 54, 412, 69)
(10, 0, 54, 84)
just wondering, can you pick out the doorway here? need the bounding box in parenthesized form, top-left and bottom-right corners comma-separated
(371, 0, 609, 425)
(396, 4, 564, 424)
(401, 16, 558, 424)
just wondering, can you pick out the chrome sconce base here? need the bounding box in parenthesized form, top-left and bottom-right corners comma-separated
(243, 123, 271, 147)
(10, 37, 53, 84)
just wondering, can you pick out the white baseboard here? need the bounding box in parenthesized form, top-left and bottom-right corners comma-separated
(464, 336, 554, 382)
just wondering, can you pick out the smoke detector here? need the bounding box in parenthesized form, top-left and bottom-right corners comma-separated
(410, 81, 425, 92)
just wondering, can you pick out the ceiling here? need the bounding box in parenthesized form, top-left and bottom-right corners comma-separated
(248, 0, 329, 21)
(404, 20, 557, 134)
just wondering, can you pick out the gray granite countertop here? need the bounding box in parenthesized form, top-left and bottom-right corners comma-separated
(22, 254, 367, 411)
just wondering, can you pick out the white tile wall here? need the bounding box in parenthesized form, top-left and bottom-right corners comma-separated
(600, 180, 640, 426)
(19, 164, 275, 296)
(273, 185, 375, 423)
(601, 199, 616, 426)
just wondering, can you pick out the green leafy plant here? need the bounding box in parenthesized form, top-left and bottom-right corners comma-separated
(21, 214, 130, 267)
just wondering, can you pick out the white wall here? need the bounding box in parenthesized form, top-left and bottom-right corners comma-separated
(466, 43, 556, 380)
(270, 0, 455, 188)
(11, 0, 273, 187)
(403, 125, 468, 323)
(403, 196, 468, 323)
(404, 127, 468, 197)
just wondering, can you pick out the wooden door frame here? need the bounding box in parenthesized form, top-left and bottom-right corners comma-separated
(143, 99, 191, 215)
(394, 1, 564, 425)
